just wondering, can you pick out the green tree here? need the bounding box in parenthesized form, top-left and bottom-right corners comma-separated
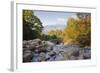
(23, 10, 43, 40)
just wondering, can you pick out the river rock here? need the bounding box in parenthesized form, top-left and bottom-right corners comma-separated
(23, 39, 91, 62)
(32, 52, 40, 62)
(81, 48, 91, 59)
(69, 56, 77, 60)
(39, 52, 46, 61)
(46, 46, 53, 52)
(54, 53, 64, 61)
(48, 51, 56, 57)
(23, 50, 33, 62)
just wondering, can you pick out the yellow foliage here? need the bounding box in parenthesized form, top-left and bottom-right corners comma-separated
(47, 13, 91, 46)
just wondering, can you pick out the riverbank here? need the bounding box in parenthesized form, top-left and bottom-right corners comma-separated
(23, 39, 91, 62)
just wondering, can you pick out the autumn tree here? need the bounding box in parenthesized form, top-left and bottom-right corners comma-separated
(76, 13, 91, 47)
(64, 13, 91, 47)
(64, 18, 78, 41)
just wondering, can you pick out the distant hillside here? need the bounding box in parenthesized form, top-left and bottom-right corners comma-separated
(42, 24, 66, 34)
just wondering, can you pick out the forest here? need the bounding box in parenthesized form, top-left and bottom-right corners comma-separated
(23, 10, 91, 62)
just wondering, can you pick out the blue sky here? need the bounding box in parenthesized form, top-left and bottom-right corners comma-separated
(34, 10, 77, 26)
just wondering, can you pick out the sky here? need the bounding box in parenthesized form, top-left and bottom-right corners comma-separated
(34, 10, 77, 27)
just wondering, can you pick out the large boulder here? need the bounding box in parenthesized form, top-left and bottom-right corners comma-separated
(60, 45, 80, 60)
(23, 39, 46, 51)
(79, 48, 91, 59)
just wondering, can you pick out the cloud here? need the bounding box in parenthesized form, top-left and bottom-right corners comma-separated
(56, 18, 66, 25)
(57, 18, 66, 22)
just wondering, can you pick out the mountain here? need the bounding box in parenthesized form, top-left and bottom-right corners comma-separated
(42, 24, 66, 34)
